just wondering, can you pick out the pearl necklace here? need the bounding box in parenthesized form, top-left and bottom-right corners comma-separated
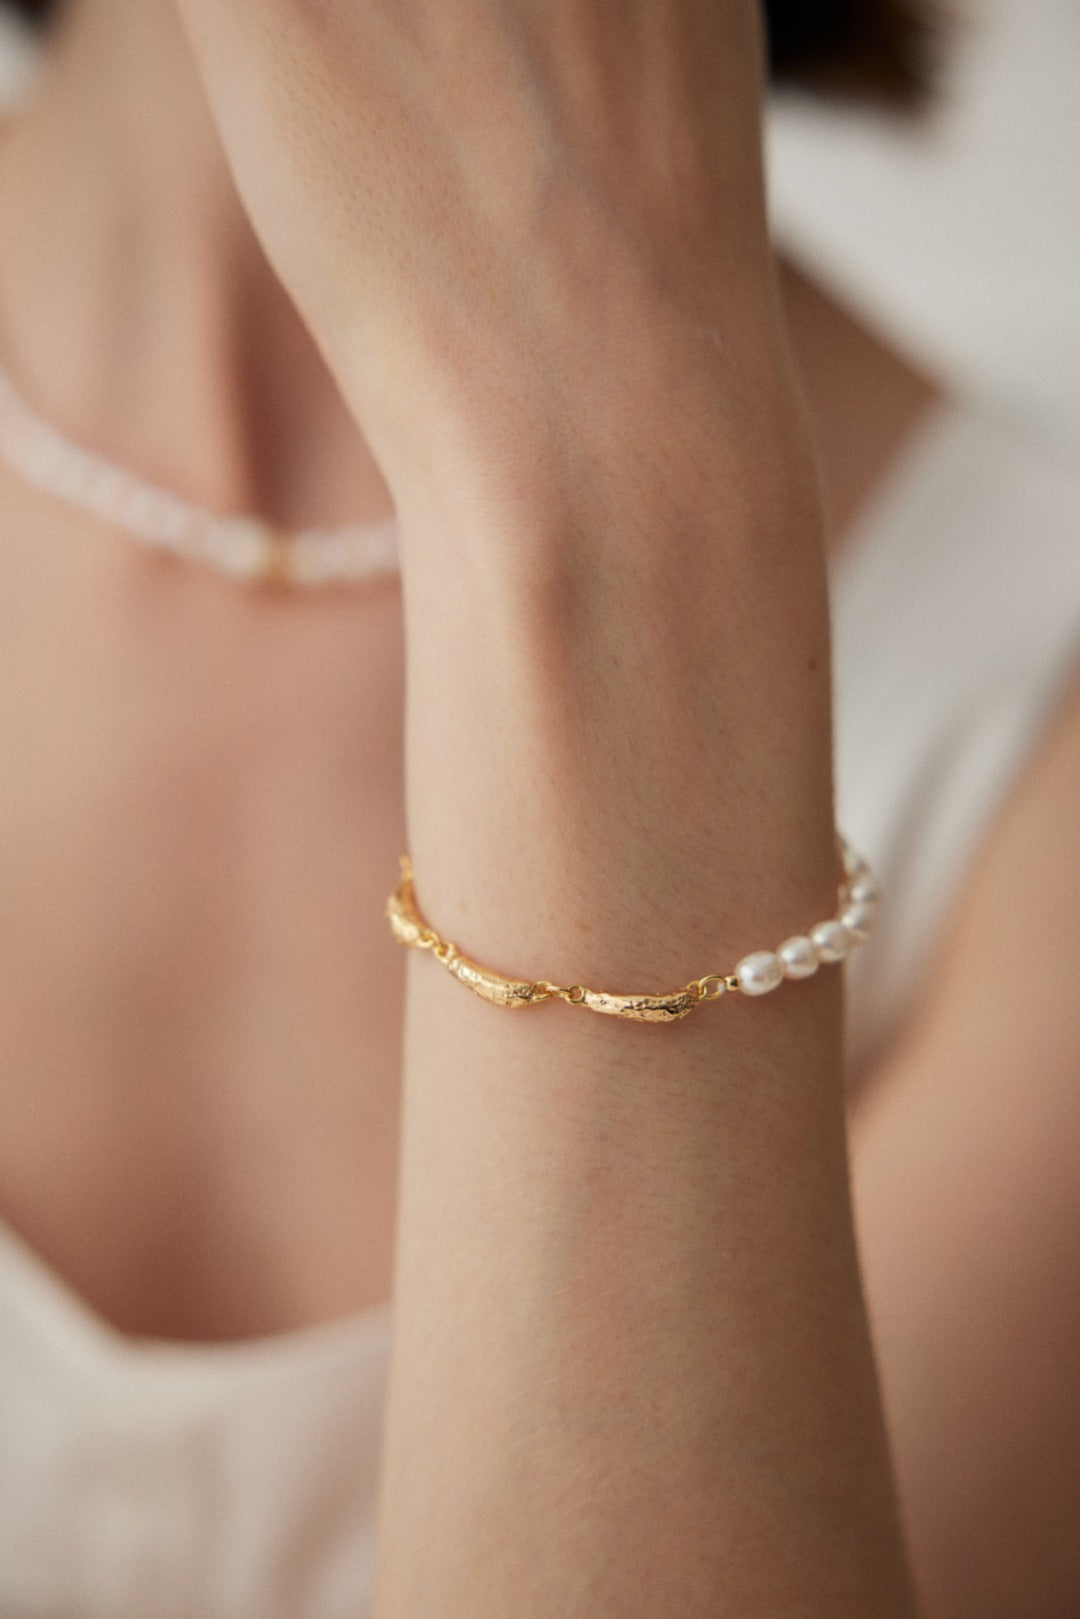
(0, 363, 400, 588)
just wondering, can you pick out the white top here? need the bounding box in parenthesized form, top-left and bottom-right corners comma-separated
(0, 1228, 389, 1617)
(2, 395, 1079, 1615)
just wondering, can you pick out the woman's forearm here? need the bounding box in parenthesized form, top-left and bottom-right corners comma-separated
(168, 3, 916, 1604)
(373, 318, 915, 1616)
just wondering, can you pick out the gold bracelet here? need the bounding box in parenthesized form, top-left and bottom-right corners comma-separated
(385, 840, 879, 1024)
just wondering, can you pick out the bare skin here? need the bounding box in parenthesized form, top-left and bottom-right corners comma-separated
(0, 0, 407, 1338)
(0, 1, 1077, 1614)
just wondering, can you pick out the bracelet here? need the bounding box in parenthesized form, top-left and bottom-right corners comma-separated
(385, 838, 879, 1024)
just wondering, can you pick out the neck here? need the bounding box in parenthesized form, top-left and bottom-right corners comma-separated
(0, 0, 392, 527)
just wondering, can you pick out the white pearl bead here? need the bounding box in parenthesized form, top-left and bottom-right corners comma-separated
(840, 902, 877, 940)
(840, 840, 868, 880)
(735, 950, 785, 996)
(777, 935, 819, 979)
(810, 920, 854, 963)
(847, 875, 881, 907)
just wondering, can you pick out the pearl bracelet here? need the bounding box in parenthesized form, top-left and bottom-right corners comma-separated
(385, 839, 879, 1024)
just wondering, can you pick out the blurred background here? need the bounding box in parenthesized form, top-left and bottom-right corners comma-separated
(767, 0, 1080, 452)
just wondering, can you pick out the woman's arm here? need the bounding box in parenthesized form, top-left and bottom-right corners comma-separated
(175, 2, 916, 1610)
(850, 668, 1080, 1618)
(378, 454, 913, 1615)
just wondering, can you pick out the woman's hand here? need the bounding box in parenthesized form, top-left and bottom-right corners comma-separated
(175, 0, 828, 930)
(174, 0, 784, 509)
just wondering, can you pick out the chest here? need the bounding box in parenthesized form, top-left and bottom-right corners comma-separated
(0, 503, 408, 1339)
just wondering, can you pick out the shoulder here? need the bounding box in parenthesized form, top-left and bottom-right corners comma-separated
(848, 657, 1080, 1618)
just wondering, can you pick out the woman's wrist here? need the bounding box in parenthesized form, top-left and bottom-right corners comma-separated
(394, 364, 836, 997)
(364, 263, 796, 545)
